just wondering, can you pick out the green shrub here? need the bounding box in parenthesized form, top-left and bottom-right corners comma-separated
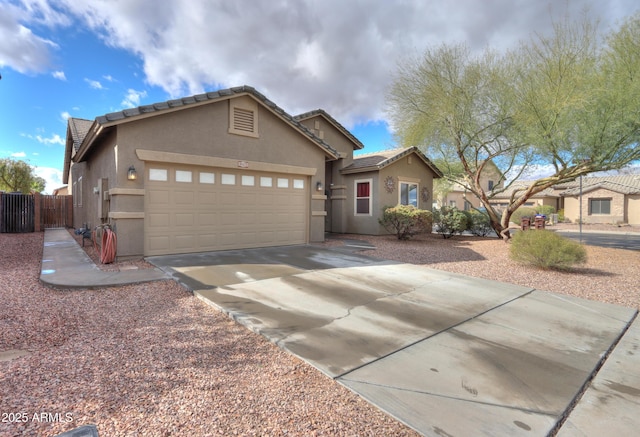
(510, 230, 587, 270)
(557, 208, 565, 222)
(510, 207, 537, 224)
(433, 206, 468, 239)
(379, 204, 433, 240)
(535, 205, 556, 216)
(466, 210, 493, 236)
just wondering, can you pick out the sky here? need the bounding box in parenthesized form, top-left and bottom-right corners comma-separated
(1, 0, 638, 193)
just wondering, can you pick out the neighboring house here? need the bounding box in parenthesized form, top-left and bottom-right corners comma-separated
(490, 175, 640, 225)
(52, 186, 69, 195)
(63, 86, 442, 258)
(437, 160, 504, 210)
(559, 175, 640, 225)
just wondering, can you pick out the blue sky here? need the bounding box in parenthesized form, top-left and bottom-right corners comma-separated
(1, 0, 637, 192)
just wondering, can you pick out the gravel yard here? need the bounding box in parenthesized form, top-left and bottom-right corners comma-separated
(1, 226, 638, 436)
(0, 233, 416, 437)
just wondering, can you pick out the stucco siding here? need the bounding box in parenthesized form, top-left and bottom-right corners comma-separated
(627, 195, 640, 225)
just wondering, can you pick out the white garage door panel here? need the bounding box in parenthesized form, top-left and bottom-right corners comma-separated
(145, 165, 309, 256)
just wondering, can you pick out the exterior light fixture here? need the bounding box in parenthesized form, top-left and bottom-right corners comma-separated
(127, 165, 137, 181)
(316, 181, 323, 191)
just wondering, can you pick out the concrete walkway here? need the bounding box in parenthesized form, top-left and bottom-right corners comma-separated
(40, 228, 168, 288)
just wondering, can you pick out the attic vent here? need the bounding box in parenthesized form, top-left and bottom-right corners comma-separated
(228, 97, 259, 138)
(233, 107, 254, 132)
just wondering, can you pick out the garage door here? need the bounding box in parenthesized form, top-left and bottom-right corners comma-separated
(144, 164, 308, 256)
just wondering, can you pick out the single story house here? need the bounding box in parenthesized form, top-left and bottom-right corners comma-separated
(63, 85, 442, 258)
(489, 174, 640, 225)
(437, 160, 504, 211)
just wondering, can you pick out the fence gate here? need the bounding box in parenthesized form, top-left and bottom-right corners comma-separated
(40, 195, 73, 229)
(0, 193, 35, 233)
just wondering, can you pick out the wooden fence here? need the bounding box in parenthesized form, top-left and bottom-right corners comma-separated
(0, 193, 73, 233)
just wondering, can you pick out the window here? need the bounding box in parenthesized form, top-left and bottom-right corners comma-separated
(77, 176, 83, 207)
(355, 180, 372, 215)
(221, 174, 236, 185)
(293, 179, 304, 189)
(241, 175, 255, 186)
(260, 176, 273, 187)
(149, 168, 168, 181)
(449, 200, 457, 207)
(175, 170, 192, 183)
(277, 178, 289, 188)
(400, 182, 418, 207)
(590, 198, 611, 215)
(488, 180, 494, 191)
(200, 172, 215, 184)
(464, 200, 472, 211)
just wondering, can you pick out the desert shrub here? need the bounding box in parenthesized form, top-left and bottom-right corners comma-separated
(510, 207, 537, 224)
(510, 230, 587, 270)
(465, 210, 493, 236)
(433, 206, 468, 239)
(557, 208, 565, 222)
(535, 205, 556, 216)
(379, 204, 433, 240)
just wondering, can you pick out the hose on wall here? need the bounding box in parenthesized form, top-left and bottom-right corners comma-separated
(100, 227, 117, 264)
(91, 224, 117, 264)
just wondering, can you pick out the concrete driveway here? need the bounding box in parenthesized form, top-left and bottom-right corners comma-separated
(148, 244, 639, 436)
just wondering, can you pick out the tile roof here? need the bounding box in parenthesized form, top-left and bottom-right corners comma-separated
(68, 118, 93, 151)
(85, 85, 338, 159)
(294, 109, 365, 150)
(559, 175, 640, 196)
(341, 147, 443, 177)
(491, 174, 640, 198)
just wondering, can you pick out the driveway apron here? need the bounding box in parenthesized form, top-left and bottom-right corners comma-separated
(148, 245, 638, 436)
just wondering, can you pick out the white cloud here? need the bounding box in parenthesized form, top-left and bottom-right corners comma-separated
(0, 4, 58, 74)
(36, 134, 64, 145)
(60, 111, 71, 121)
(121, 88, 147, 108)
(11, 151, 27, 158)
(33, 166, 63, 194)
(52, 70, 66, 80)
(103, 74, 116, 82)
(84, 78, 104, 89)
(27, 0, 640, 127)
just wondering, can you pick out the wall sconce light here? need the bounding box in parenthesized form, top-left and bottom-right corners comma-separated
(316, 181, 323, 192)
(127, 165, 137, 181)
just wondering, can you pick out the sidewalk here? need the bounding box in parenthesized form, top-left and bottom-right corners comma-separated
(40, 228, 168, 289)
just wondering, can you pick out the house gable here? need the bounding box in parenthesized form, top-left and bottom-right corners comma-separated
(72, 86, 339, 166)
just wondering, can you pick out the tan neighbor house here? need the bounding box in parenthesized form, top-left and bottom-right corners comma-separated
(63, 86, 442, 258)
(490, 175, 640, 225)
(437, 160, 504, 210)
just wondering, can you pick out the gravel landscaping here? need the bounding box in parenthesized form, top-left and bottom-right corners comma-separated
(0, 233, 416, 437)
(1, 225, 638, 436)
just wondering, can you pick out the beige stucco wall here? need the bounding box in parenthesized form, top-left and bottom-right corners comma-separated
(439, 163, 503, 209)
(343, 154, 437, 235)
(73, 95, 331, 258)
(627, 195, 640, 225)
(563, 188, 626, 224)
(297, 114, 359, 235)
